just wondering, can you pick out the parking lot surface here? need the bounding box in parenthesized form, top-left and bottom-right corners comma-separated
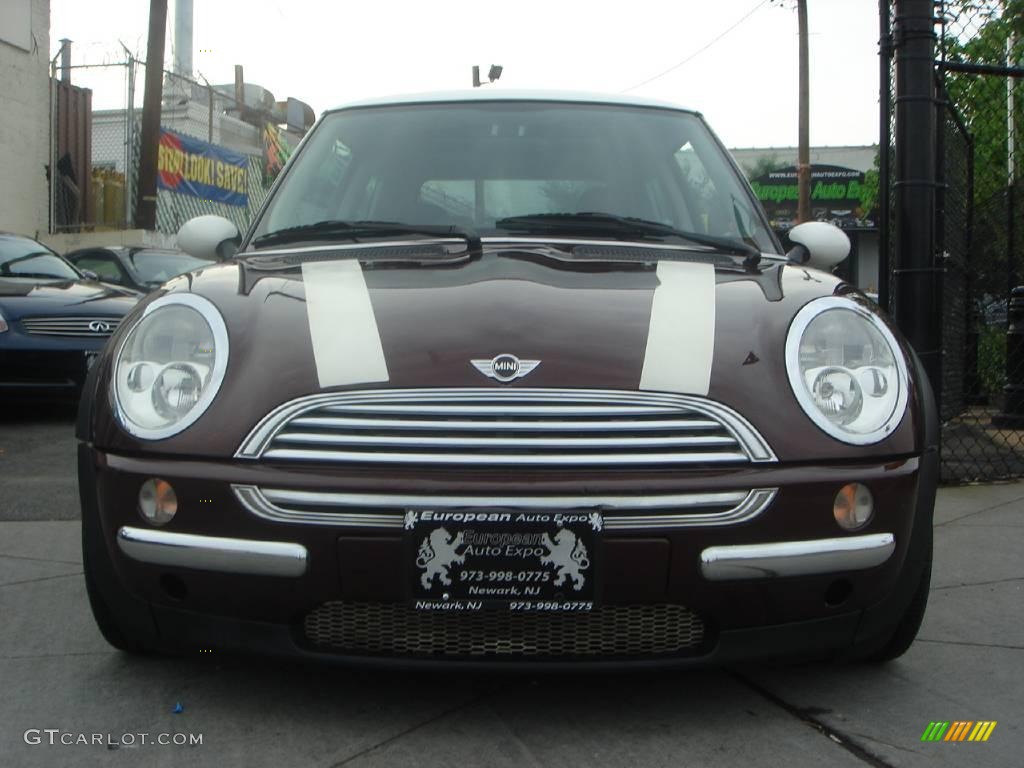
(1, 405, 1021, 767)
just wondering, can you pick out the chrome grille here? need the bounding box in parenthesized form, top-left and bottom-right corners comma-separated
(237, 389, 775, 468)
(302, 602, 707, 658)
(21, 316, 122, 338)
(233, 485, 778, 530)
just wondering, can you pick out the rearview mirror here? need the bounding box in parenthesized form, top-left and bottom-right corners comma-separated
(177, 215, 241, 261)
(786, 221, 850, 270)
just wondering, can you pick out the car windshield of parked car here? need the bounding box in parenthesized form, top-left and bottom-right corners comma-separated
(0, 237, 80, 280)
(129, 250, 211, 284)
(251, 101, 778, 254)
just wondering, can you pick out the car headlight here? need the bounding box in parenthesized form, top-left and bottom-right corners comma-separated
(785, 296, 909, 445)
(112, 294, 228, 439)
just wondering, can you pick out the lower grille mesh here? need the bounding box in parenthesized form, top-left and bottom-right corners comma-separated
(302, 602, 707, 659)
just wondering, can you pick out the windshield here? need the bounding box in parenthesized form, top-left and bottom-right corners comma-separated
(0, 236, 80, 280)
(251, 101, 778, 253)
(129, 250, 211, 284)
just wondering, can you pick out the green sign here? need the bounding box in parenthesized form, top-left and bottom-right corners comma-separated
(749, 164, 875, 230)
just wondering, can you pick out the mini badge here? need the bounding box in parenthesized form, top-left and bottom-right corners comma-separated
(471, 354, 540, 383)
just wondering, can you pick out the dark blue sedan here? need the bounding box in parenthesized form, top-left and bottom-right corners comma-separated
(0, 233, 139, 400)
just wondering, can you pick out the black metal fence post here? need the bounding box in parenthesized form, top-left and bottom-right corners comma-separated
(878, 0, 893, 312)
(893, 0, 942, 400)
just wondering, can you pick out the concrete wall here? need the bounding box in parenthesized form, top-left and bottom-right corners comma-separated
(0, 0, 50, 237)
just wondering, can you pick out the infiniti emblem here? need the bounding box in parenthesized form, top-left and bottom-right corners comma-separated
(88, 320, 113, 333)
(470, 354, 541, 383)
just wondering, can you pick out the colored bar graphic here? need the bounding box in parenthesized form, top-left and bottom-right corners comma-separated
(922, 721, 997, 742)
(921, 722, 950, 741)
(945, 721, 972, 741)
(968, 722, 998, 742)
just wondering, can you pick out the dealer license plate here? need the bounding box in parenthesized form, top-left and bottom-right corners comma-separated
(405, 509, 602, 612)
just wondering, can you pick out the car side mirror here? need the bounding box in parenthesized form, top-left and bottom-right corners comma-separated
(81, 269, 100, 281)
(785, 221, 850, 270)
(177, 215, 241, 261)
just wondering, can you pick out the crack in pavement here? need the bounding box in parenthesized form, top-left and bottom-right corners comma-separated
(916, 638, 1024, 651)
(843, 733, 925, 757)
(326, 693, 485, 768)
(931, 576, 1024, 591)
(0, 571, 82, 589)
(0, 551, 82, 567)
(0, 651, 116, 660)
(730, 670, 894, 768)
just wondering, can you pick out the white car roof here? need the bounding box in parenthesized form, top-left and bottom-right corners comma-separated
(328, 89, 697, 114)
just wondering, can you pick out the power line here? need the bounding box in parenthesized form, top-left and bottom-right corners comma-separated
(622, 0, 772, 93)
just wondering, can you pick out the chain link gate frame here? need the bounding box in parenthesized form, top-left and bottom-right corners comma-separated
(881, 0, 1024, 482)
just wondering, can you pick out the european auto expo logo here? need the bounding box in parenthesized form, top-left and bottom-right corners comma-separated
(920, 721, 997, 742)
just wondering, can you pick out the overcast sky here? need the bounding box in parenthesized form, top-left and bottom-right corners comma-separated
(50, 0, 880, 149)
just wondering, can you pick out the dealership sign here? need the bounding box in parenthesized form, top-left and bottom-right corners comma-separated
(157, 129, 248, 207)
(749, 164, 875, 229)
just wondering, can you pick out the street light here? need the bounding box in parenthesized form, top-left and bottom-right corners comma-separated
(472, 64, 503, 87)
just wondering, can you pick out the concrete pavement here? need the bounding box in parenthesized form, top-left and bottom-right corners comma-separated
(0, 409, 1021, 766)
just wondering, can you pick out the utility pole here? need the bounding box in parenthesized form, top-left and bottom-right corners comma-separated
(797, 0, 811, 222)
(135, 0, 167, 231)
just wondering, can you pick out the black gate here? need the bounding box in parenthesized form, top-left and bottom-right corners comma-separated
(882, 0, 1024, 482)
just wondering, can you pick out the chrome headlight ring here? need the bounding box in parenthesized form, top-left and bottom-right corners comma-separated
(785, 296, 910, 445)
(112, 293, 229, 440)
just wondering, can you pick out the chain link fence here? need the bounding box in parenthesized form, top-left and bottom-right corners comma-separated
(154, 70, 274, 236)
(883, 1, 1024, 482)
(49, 60, 136, 232)
(936, 0, 1024, 482)
(48, 58, 281, 237)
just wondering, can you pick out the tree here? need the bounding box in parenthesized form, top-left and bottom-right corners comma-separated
(857, 150, 880, 221)
(940, 0, 1024, 298)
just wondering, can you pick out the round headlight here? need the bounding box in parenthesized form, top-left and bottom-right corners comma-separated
(113, 294, 228, 439)
(785, 297, 909, 445)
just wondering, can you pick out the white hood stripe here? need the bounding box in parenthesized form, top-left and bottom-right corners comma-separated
(639, 261, 715, 395)
(302, 260, 389, 388)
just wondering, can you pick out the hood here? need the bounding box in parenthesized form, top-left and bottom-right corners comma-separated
(0, 278, 140, 320)
(90, 244, 922, 461)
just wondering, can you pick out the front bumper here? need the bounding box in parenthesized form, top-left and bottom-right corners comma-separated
(116, 525, 897, 583)
(116, 526, 309, 577)
(0, 343, 104, 395)
(700, 534, 896, 580)
(81, 440, 936, 666)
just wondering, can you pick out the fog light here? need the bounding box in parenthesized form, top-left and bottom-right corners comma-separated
(833, 482, 873, 530)
(139, 478, 177, 526)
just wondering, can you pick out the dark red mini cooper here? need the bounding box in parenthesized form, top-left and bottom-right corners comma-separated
(77, 92, 937, 666)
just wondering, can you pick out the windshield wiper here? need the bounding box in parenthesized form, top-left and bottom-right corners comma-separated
(0, 272, 70, 280)
(251, 219, 482, 258)
(493, 212, 761, 267)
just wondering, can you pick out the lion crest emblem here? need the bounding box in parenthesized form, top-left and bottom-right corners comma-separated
(539, 529, 590, 591)
(415, 527, 466, 590)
